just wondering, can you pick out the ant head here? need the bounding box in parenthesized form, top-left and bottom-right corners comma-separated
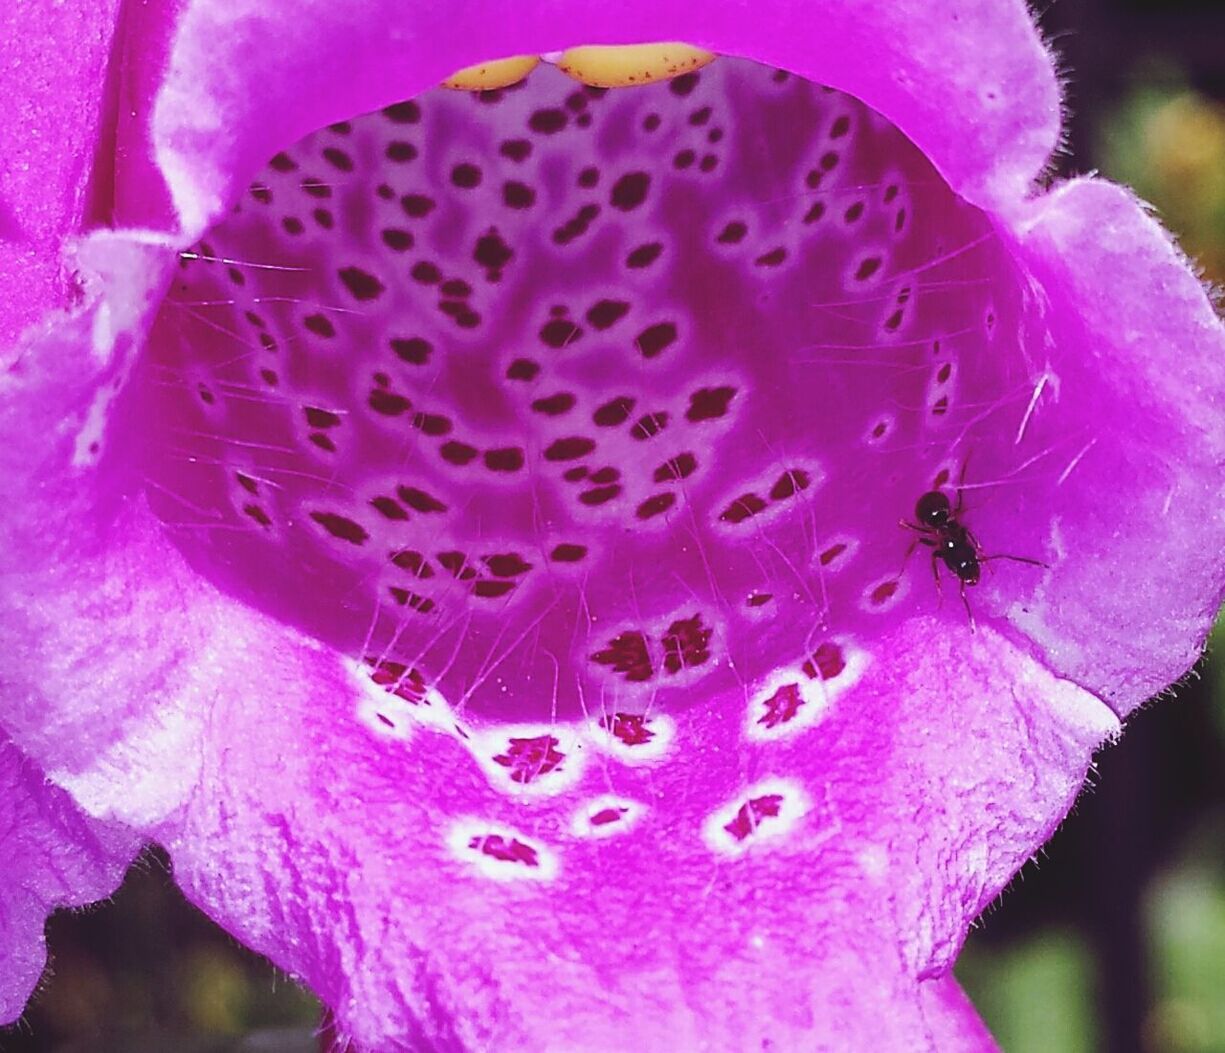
(915, 490, 951, 527)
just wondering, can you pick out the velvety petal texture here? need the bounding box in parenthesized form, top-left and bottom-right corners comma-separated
(1, 0, 1222, 1049)
(0, 734, 139, 1022)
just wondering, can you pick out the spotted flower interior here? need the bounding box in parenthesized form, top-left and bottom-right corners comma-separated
(143, 60, 1044, 738)
(3, 3, 1223, 1047)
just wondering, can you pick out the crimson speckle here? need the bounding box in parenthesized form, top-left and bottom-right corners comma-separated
(626, 242, 663, 268)
(720, 493, 768, 524)
(382, 100, 421, 123)
(338, 266, 385, 301)
(310, 511, 369, 545)
(635, 322, 677, 359)
(544, 437, 596, 462)
(397, 486, 447, 513)
(539, 318, 582, 349)
(390, 336, 431, 364)
(685, 386, 737, 422)
(724, 795, 784, 842)
(591, 631, 653, 682)
(550, 543, 587, 562)
(654, 452, 698, 482)
(484, 448, 525, 472)
(803, 642, 847, 680)
(610, 171, 651, 211)
(528, 108, 567, 134)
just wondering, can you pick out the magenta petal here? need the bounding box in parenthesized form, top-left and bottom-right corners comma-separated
(0, 0, 1221, 1046)
(151, 615, 1113, 1048)
(0, 733, 139, 1024)
(0, 1, 121, 346)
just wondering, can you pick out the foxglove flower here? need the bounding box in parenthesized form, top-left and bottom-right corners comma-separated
(2, 1, 1223, 1049)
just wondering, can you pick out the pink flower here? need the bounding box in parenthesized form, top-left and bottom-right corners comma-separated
(2, 1, 1223, 1048)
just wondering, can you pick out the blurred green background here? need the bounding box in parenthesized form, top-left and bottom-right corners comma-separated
(4, 1, 1225, 1050)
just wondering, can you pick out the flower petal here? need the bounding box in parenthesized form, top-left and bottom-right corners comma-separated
(0, 0, 120, 347)
(0, 733, 139, 1024)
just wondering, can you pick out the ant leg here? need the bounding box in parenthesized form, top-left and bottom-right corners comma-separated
(952, 451, 972, 518)
(981, 554, 1049, 569)
(959, 580, 977, 633)
(930, 552, 943, 607)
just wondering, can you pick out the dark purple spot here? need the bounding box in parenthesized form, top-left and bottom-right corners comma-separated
(370, 496, 408, 520)
(642, 113, 661, 131)
(830, 114, 851, 138)
(936, 362, 952, 384)
(531, 392, 576, 416)
(770, 469, 812, 500)
(440, 441, 479, 466)
(485, 447, 525, 472)
(506, 358, 540, 381)
(303, 406, 341, 429)
(376, 184, 395, 200)
(301, 177, 331, 199)
(716, 220, 747, 244)
(804, 642, 846, 680)
(312, 208, 334, 229)
(303, 313, 335, 338)
(484, 553, 532, 577)
(635, 322, 677, 359)
(630, 412, 668, 440)
(269, 152, 297, 172)
(503, 181, 536, 209)
(673, 149, 695, 170)
(309, 434, 336, 453)
(844, 201, 865, 223)
(820, 543, 847, 566)
(381, 228, 414, 252)
(438, 551, 478, 581)
(473, 580, 516, 599)
(243, 504, 272, 527)
(578, 166, 599, 188)
(662, 614, 712, 674)
(820, 150, 839, 171)
(855, 257, 882, 281)
(550, 543, 587, 562)
(310, 511, 368, 544)
(281, 217, 304, 235)
(440, 278, 471, 298)
(636, 493, 676, 520)
(528, 108, 567, 134)
(401, 194, 436, 218)
(544, 437, 596, 462)
(451, 163, 482, 188)
(235, 472, 259, 494)
(390, 336, 431, 365)
(412, 413, 452, 436)
(686, 386, 736, 422)
(474, 229, 513, 278)
(398, 486, 447, 513)
(720, 493, 768, 523)
(591, 631, 653, 681)
(803, 202, 826, 225)
(699, 154, 718, 173)
(610, 172, 651, 211)
(670, 72, 699, 96)
(688, 105, 712, 126)
(338, 266, 385, 301)
(411, 260, 442, 284)
(593, 396, 635, 427)
(626, 242, 663, 268)
(579, 484, 621, 506)
(386, 141, 418, 163)
(563, 466, 587, 483)
(388, 588, 436, 613)
(539, 318, 582, 349)
(382, 100, 421, 123)
(368, 389, 411, 416)
(322, 147, 353, 172)
(566, 90, 588, 113)
(500, 138, 531, 162)
(586, 299, 629, 330)
(390, 550, 434, 578)
(653, 452, 697, 482)
(884, 308, 905, 332)
(249, 184, 271, 204)
(755, 247, 787, 267)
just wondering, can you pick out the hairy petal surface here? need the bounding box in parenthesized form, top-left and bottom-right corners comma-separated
(0, 734, 139, 1023)
(0, 0, 1221, 1047)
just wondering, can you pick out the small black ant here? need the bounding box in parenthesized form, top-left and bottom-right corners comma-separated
(900, 474, 1047, 625)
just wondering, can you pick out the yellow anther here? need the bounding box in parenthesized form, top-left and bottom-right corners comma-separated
(442, 55, 541, 91)
(556, 43, 716, 88)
